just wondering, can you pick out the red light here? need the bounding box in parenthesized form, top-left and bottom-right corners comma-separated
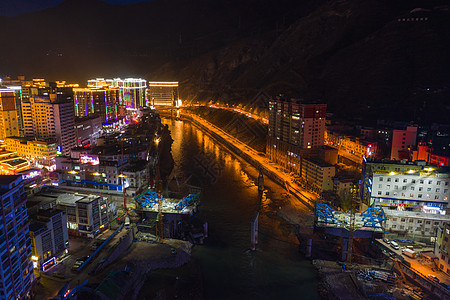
(368, 144, 372, 147)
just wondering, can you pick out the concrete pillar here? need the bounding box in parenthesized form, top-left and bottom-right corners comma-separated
(341, 238, 348, 261)
(306, 238, 312, 258)
(203, 221, 208, 238)
(251, 212, 259, 251)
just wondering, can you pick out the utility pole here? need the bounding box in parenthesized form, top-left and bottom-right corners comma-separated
(346, 184, 359, 264)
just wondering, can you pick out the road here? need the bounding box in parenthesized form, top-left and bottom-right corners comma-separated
(378, 238, 450, 285)
(185, 112, 318, 207)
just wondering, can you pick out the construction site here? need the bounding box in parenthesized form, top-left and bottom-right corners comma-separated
(302, 201, 450, 300)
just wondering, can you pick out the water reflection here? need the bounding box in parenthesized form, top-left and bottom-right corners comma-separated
(162, 118, 318, 300)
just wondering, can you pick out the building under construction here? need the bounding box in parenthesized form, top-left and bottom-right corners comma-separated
(134, 189, 201, 239)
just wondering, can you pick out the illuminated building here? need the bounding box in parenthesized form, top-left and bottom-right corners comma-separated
(0, 175, 34, 299)
(106, 78, 147, 109)
(0, 89, 20, 140)
(390, 125, 418, 160)
(325, 130, 377, 165)
(4, 137, 57, 169)
(28, 209, 69, 271)
(436, 222, 450, 275)
(27, 189, 109, 237)
(301, 157, 336, 193)
(73, 86, 120, 123)
(268, 96, 326, 150)
(21, 95, 76, 155)
(267, 96, 327, 182)
(0, 150, 30, 175)
(55, 156, 148, 197)
(148, 81, 179, 106)
(363, 159, 450, 236)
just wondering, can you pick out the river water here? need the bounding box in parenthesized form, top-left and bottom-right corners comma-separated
(161, 118, 319, 299)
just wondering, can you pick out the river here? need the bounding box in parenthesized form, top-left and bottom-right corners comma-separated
(157, 118, 319, 299)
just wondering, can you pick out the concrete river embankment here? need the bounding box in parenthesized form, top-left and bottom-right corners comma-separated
(175, 112, 315, 211)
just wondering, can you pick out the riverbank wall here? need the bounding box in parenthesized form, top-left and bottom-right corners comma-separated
(173, 113, 314, 211)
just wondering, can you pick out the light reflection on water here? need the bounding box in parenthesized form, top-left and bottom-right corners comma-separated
(162, 118, 319, 300)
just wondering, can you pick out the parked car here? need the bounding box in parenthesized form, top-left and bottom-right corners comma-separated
(71, 261, 82, 271)
(383, 238, 390, 244)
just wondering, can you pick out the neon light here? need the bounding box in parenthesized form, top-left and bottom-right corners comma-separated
(42, 257, 56, 272)
(80, 154, 99, 165)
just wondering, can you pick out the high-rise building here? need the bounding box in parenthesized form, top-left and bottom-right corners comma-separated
(391, 125, 418, 160)
(268, 96, 326, 149)
(0, 89, 20, 141)
(21, 95, 76, 156)
(73, 86, 120, 123)
(148, 81, 179, 106)
(103, 78, 147, 109)
(0, 175, 34, 299)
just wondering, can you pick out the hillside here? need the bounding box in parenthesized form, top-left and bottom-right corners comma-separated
(1, 0, 449, 124)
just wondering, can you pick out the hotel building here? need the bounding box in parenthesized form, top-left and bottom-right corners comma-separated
(0, 175, 34, 299)
(21, 95, 76, 156)
(364, 159, 450, 236)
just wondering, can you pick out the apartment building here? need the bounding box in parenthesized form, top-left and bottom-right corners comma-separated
(0, 176, 34, 299)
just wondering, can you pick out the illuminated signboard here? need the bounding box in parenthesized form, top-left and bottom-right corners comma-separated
(80, 154, 99, 165)
(56, 145, 62, 155)
(22, 170, 40, 180)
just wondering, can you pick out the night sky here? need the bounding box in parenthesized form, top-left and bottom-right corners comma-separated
(0, 0, 152, 16)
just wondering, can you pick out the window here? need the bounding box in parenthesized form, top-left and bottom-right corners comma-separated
(395, 178, 399, 182)
(436, 188, 440, 193)
(409, 219, 414, 223)
(412, 179, 416, 184)
(410, 186, 415, 191)
(410, 193, 414, 198)
(418, 187, 423, 191)
(387, 178, 391, 182)
(417, 220, 423, 224)
(378, 184, 382, 188)
(392, 225, 397, 229)
(401, 218, 406, 222)
(446, 182, 449, 186)
(378, 191, 382, 195)
(402, 186, 407, 190)
(394, 185, 399, 190)
(445, 189, 448, 193)
(435, 195, 439, 200)
(427, 188, 431, 192)
(426, 221, 431, 225)
(415, 227, 421, 231)
(403, 179, 407, 183)
(429, 180, 432, 184)
(437, 181, 441, 185)
(386, 192, 390, 196)
(386, 185, 391, 189)
(379, 177, 383, 181)
(418, 194, 422, 198)
(401, 193, 406, 197)
(420, 180, 424, 184)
